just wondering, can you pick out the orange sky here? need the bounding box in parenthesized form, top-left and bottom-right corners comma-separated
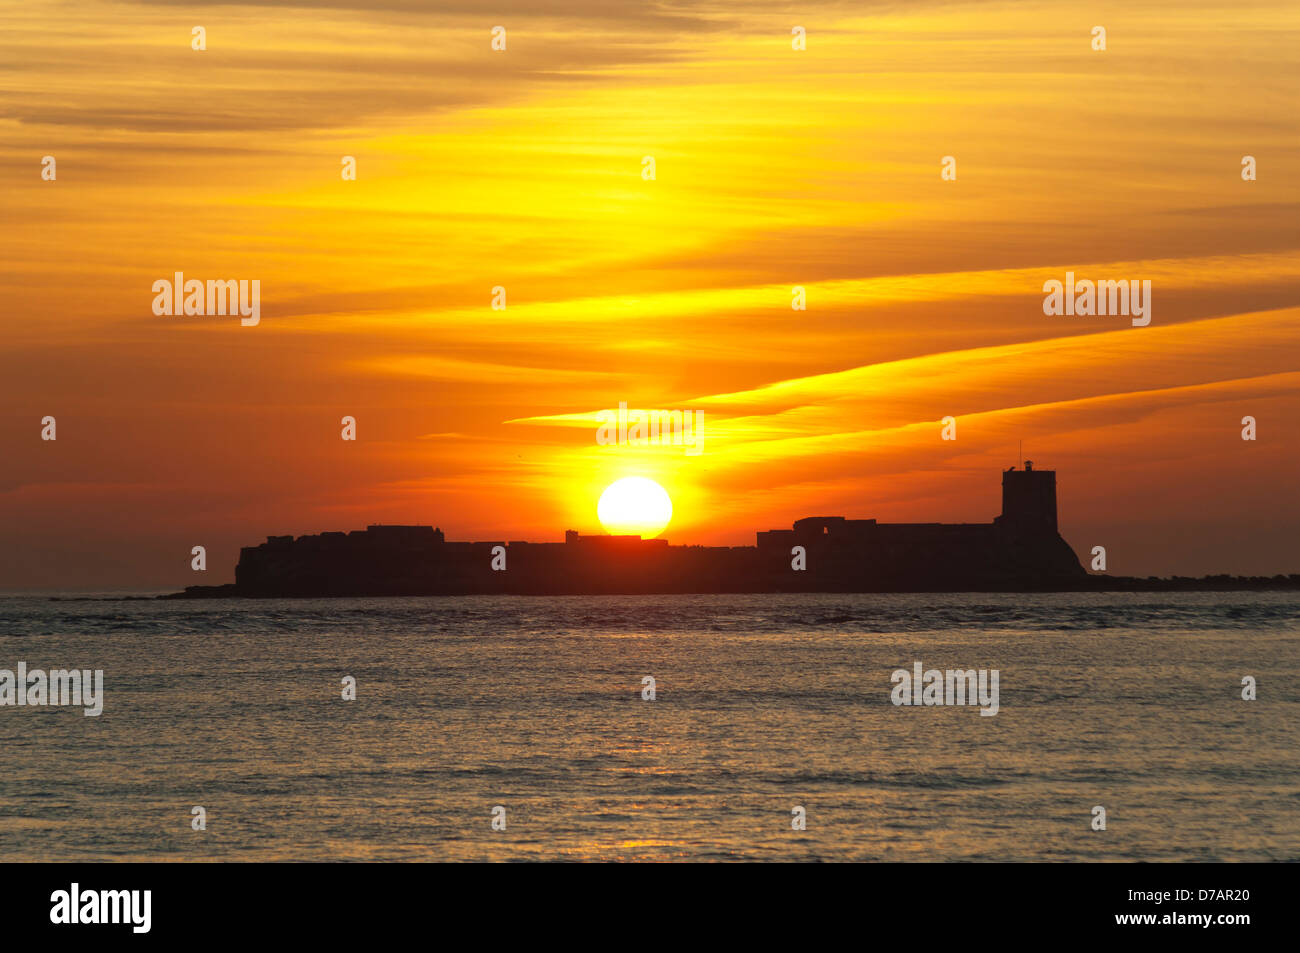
(2, 0, 1298, 588)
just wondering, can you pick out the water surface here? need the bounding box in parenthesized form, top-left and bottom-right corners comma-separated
(0, 592, 1295, 861)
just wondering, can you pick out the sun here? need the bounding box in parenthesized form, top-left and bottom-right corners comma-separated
(597, 477, 673, 538)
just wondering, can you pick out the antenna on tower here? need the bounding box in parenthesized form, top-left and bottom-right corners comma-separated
(1018, 440, 1022, 469)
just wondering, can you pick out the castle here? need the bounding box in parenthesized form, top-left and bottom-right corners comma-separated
(752, 461, 1082, 590)
(176, 464, 1085, 597)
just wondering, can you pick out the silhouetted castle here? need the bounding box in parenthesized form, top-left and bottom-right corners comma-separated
(172, 465, 1094, 597)
(754, 461, 1076, 588)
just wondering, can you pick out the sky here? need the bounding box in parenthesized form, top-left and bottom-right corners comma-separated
(1, 0, 1298, 588)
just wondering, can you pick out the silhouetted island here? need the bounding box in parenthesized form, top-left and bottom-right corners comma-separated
(164, 464, 1299, 598)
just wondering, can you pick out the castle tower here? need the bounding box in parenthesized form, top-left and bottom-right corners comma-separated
(998, 460, 1057, 533)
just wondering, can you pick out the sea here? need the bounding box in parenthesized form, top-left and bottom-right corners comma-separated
(0, 591, 1296, 862)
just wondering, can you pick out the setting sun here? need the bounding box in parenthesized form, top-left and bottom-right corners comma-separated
(597, 477, 673, 538)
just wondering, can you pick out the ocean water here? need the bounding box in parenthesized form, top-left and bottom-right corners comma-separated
(0, 591, 1296, 862)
